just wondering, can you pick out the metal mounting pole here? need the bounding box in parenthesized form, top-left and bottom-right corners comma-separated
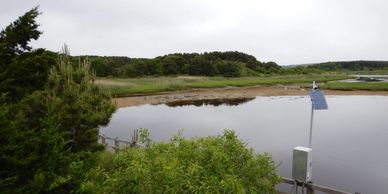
(309, 81, 316, 148)
(309, 104, 314, 148)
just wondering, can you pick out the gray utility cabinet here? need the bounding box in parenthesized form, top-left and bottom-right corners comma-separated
(292, 146, 312, 182)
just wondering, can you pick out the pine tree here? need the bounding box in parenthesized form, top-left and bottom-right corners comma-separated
(46, 46, 116, 152)
(0, 7, 116, 192)
(0, 7, 57, 102)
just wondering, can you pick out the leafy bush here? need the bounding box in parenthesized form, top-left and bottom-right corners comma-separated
(0, 47, 116, 193)
(217, 61, 243, 77)
(80, 130, 281, 194)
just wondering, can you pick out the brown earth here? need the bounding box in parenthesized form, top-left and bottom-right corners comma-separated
(114, 85, 388, 108)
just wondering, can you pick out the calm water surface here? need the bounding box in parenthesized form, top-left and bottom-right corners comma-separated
(100, 95, 388, 194)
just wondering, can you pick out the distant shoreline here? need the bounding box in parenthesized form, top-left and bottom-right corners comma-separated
(114, 85, 388, 108)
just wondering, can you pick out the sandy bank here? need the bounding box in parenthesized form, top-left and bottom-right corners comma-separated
(114, 85, 388, 108)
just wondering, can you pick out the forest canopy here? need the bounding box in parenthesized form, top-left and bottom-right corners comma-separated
(83, 55, 388, 77)
(83, 51, 282, 77)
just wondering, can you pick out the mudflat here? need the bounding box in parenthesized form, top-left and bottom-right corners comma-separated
(114, 85, 388, 108)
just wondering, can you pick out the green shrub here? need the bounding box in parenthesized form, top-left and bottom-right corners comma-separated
(0, 44, 115, 193)
(216, 61, 243, 77)
(80, 130, 280, 194)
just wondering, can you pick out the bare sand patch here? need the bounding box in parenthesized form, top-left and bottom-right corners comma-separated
(114, 85, 388, 108)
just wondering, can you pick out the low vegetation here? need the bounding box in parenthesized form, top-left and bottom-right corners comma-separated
(97, 75, 350, 96)
(323, 82, 388, 91)
(80, 130, 281, 194)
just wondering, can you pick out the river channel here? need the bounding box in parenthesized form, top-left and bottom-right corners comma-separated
(100, 95, 388, 194)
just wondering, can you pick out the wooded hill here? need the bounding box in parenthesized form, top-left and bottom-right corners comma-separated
(293, 60, 388, 72)
(82, 55, 388, 77)
(77, 51, 282, 77)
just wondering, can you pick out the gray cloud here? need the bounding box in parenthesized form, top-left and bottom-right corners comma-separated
(1, 0, 387, 65)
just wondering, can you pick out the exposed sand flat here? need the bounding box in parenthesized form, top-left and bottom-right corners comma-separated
(114, 85, 388, 108)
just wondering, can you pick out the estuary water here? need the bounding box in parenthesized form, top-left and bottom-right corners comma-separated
(100, 95, 388, 194)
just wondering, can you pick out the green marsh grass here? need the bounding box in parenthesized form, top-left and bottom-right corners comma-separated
(97, 75, 350, 96)
(323, 82, 388, 91)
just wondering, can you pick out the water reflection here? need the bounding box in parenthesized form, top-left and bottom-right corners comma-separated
(100, 96, 388, 194)
(165, 97, 255, 107)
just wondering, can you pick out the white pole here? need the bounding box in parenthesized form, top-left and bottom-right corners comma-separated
(309, 81, 315, 148)
(309, 104, 314, 148)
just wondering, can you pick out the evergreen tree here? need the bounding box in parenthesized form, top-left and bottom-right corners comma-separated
(0, 7, 57, 102)
(46, 46, 116, 152)
(0, 7, 116, 192)
(0, 7, 41, 55)
(0, 47, 116, 193)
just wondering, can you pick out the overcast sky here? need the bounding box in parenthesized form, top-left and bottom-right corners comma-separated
(1, 0, 387, 65)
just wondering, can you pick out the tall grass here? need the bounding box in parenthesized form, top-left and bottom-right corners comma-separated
(323, 82, 388, 91)
(97, 75, 350, 96)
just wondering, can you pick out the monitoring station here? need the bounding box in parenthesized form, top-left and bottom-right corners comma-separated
(292, 81, 328, 183)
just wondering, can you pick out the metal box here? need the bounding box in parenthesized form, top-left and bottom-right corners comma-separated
(292, 146, 312, 182)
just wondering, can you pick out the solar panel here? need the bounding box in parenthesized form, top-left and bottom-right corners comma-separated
(309, 90, 328, 110)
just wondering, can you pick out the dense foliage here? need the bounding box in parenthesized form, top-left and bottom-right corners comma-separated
(82, 52, 282, 77)
(0, 7, 58, 102)
(86, 56, 388, 78)
(80, 130, 281, 194)
(0, 8, 115, 193)
(1, 7, 282, 194)
(0, 50, 115, 193)
(286, 61, 388, 73)
(309, 61, 388, 71)
(46, 48, 116, 152)
(83, 56, 388, 78)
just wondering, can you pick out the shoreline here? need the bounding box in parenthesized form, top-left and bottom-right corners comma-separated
(114, 85, 388, 108)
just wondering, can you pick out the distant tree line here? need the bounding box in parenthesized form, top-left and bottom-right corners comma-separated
(86, 56, 388, 77)
(286, 61, 388, 74)
(81, 52, 282, 77)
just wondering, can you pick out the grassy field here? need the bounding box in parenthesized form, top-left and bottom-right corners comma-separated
(96, 75, 350, 96)
(323, 82, 388, 91)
